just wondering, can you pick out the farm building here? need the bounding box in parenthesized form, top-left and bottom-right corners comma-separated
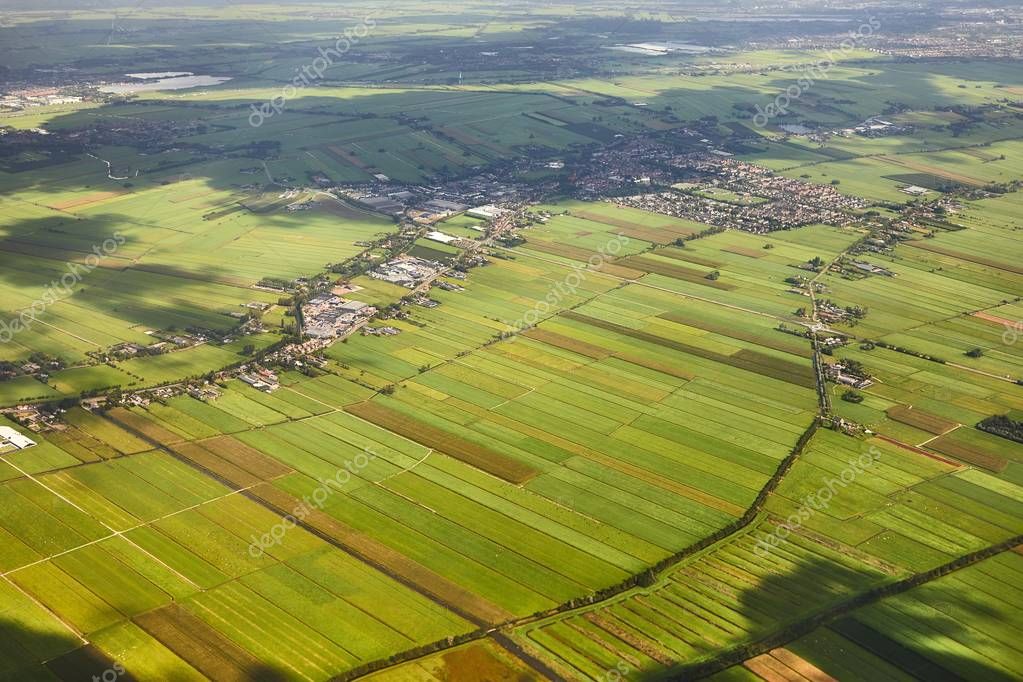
(0, 426, 36, 450)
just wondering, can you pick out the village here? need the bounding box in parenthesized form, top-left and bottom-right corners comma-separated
(612, 153, 869, 232)
(322, 132, 875, 239)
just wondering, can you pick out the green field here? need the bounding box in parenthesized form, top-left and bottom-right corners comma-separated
(1, 2, 1022, 680)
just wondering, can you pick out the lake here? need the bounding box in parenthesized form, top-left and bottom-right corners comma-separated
(99, 74, 231, 94)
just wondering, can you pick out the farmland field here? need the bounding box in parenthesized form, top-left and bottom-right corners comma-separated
(1, 1, 1022, 680)
(734, 551, 1023, 681)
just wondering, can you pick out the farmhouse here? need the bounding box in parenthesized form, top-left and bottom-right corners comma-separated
(851, 260, 896, 277)
(826, 363, 874, 389)
(238, 370, 279, 392)
(188, 385, 222, 402)
(0, 426, 36, 451)
(837, 373, 874, 389)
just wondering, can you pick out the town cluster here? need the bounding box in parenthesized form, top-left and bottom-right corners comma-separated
(618, 154, 868, 232)
(0, 87, 83, 110)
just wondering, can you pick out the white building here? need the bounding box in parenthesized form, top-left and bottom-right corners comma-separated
(425, 230, 458, 244)
(0, 426, 36, 450)
(467, 205, 509, 221)
(900, 185, 930, 196)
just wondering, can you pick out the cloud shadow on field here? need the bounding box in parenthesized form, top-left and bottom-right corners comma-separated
(637, 553, 1013, 681)
(0, 613, 293, 681)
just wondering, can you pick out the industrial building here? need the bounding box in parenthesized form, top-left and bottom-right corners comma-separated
(0, 426, 36, 451)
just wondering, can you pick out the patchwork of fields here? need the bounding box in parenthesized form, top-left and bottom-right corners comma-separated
(1, 6, 1023, 678)
(508, 418, 1023, 674)
(3, 185, 1021, 679)
(1, 210, 836, 678)
(811, 192, 1023, 478)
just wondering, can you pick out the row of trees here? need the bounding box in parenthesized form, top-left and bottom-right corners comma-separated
(978, 414, 1023, 444)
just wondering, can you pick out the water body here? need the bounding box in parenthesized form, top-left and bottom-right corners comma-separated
(99, 74, 231, 94)
(124, 71, 193, 79)
(608, 42, 711, 55)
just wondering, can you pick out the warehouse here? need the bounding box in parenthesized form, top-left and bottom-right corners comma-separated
(0, 426, 36, 451)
